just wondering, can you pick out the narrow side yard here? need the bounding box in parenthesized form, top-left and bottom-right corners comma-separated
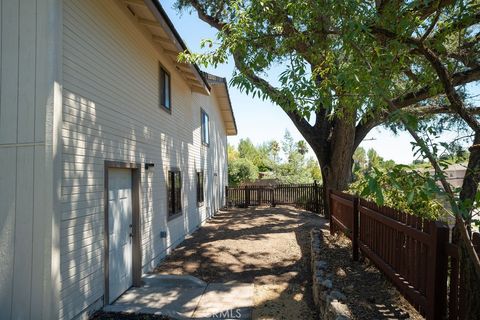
(155, 206, 326, 319)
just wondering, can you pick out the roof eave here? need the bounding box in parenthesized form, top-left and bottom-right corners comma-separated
(202, 72, 238, 136)
(144, 0, 211, 93)
(221, 77, 238, 136)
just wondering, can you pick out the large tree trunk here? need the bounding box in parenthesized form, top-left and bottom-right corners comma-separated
(459, 132, 480, 225)
(456, 133, 480, 319)
(288, 108, 358, 217)
(311, 117, 357, 217)
(452, 227, 480, 319)
(324, 117, 356, 190)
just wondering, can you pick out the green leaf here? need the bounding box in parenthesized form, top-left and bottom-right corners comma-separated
(407, 191, 414, 204)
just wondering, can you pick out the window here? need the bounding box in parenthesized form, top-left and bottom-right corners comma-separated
(201, 109, 209, 146)
(197, 171, 204, 205)
(159, 65, 171, 111)
(167, 170, 182, 217)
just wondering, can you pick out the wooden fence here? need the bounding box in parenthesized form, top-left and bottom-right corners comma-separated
(329, 190, 480, 320)
(226, 182, 324, 214)
(447, 232, 480, 320)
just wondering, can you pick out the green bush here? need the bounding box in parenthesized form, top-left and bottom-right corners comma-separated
(349, 165, 449, 220)
(228, 158, 259, 186)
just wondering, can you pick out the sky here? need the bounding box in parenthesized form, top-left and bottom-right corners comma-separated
(161, 1, 477, 165)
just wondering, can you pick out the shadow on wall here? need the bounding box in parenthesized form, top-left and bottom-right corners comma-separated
(59, 0, 229, 317)
(62, 90, 149, 317)
(60, 89, 214, 317)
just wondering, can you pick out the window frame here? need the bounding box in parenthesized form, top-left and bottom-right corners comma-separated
(196, 170, 205, 206)
(167, 169, 182, 220)
(201, 108, 210, 146)
(159, 63, 172, 113)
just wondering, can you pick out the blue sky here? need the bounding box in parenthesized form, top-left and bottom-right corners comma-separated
(162, 0, 478, 164)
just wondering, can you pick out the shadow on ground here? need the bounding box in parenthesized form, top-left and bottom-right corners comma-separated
(154, 206, 327, 319)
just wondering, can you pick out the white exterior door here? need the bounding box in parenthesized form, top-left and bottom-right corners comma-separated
(108, 168, 133, 303)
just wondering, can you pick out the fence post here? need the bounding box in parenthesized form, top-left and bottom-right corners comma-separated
(329, 189, 334, 234)
(225, 186, 229, 209)
(426, 221, 449, 320)
(245, 186, 250, 207)
(271, 188, 276, 207)
(473, 232, 480, 255)
(314, 180, 319, 214)
(352, 196, 359, 261)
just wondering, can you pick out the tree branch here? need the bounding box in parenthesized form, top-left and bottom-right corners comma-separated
(460, 133, 480, 218)
(385, 99, 456, 197)
(420, 7, 441, 41)
(405, 104, 480, 116)
(394, 66, 480, 108)
(417, 44, 480, 132)
(356, 66, 480, 149)
(408, 0, 455, 20)
(187, 0, 226, 30)
(231, 51, 318, 139)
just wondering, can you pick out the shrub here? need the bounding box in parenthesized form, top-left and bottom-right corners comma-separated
(349, 165, 449, 220)
(228, 158, 259, 186)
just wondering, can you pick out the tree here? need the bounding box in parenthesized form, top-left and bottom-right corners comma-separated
(176, 0, 480, 212)
(228, 140, 320, 183)
(367, 149, 383, 171)
(274, 151, 312, 183)
(176, 0, 480, 314)
(269, 140, 280, 162)
(238, 138, 257, 160)
(306, 158, 322, 182)
(353, 147, 367, 175)
(281, 129, 295, 158)
(237, 138, 273, 171)
(297, 140, 309, 156)
(228, 158, 258, 186)
(227, 144, 239, 161)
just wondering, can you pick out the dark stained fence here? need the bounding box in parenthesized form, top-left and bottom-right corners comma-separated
(329, 190, 480, 320)
(329, 190, 356, 238)
(447, 231, 480, 320)
(357, 199, 448, 319)
(226, 182, 324, 214)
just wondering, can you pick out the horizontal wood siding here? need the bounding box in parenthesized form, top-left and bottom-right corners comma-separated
(0, 0, 62, 319)
(60, 1, 228, 318)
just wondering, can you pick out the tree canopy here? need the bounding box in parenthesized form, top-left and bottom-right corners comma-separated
(228, 132, 322, 185)
(177, 1, 480, 310)
(177, 0, 480, 195)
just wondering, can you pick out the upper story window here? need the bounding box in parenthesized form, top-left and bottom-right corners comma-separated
(159, 64, 171, 111)
(201, 109, 210, 146)
(167, 170, 182, 218)
(197, 170, 205, 205)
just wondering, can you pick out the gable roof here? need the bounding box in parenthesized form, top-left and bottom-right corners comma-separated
(120, 0, 210, 94)
(119, 0, 237, 136)
(202, 72, 238, 136)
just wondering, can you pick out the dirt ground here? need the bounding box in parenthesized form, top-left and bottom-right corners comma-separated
(155, 206, 326, 320)
(318, 232, 424, 320)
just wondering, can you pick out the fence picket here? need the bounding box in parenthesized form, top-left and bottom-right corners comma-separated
(329, 190, 456, 320)
(226, 183, 323, 215)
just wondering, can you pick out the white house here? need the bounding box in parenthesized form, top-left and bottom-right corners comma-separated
(0, 0, 237, 319)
